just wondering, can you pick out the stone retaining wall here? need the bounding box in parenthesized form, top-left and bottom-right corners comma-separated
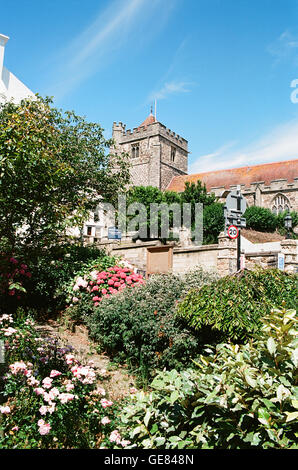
(91, 235, 298, 277)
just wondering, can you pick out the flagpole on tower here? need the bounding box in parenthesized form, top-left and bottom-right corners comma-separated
(154, 99, 157, 120)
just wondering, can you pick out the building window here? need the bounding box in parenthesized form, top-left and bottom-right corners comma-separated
(271, 194, 290, 214)
(171, 146, 176, 162)
(87, 226, 92, 236)
(131, 143, 140, 158)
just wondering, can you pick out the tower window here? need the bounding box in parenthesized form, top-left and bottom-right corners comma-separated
(131, 143, 140, 158)
(171, 147, 176, 162)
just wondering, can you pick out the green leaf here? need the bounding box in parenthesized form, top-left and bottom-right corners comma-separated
(155, 437, 166, 446)
(291, 400, 298, 410)
(267, 337, 277, 355)
(170, 390, 179, 404)
(244, 371, 257, 388)
(144, 411, 151, 428)
(258, 408, 271, 427)
(150, 423, 158, 434)
(285, 412, 298, 422)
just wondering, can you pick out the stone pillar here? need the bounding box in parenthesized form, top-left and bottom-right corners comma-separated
(178, 226, 192, 247)
(280, 239, 298, 273)
(217, 232, 237, 276)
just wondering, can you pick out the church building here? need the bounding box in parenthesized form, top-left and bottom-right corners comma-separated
(113, 111, 298, 214)
(112, 110, 188, 191)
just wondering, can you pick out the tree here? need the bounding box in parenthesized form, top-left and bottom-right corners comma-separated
(123, 186, 181, 240)
(203, 202, 225, 244)
(180, 180, 217, 206)
(0, 96, 130, 252)
(122, 182, 220, 243)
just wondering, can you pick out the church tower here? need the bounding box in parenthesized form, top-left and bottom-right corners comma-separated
(112, 111, 188, 190)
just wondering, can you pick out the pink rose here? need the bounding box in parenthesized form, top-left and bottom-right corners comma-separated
(109, 430, 121, 444)
(0, 406, 11, 414)
(42, 377, 53, 389)
(38, 419, 51, 435)
(101, 417, 111, 425)
(101, 398, 113, 408)
(50, 370, 62, 378)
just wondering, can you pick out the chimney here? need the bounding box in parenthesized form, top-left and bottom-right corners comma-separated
(0, 34, 9, 79)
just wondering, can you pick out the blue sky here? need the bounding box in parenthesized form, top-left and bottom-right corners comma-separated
(2, 0, 298, 173)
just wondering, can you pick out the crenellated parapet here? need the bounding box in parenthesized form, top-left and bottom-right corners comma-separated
(112, 120, 188, 151)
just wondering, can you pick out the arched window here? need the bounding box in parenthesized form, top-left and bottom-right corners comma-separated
(271, 194, 290, 215)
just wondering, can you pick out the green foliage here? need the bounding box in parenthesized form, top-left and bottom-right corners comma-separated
(83, 268, 217, 383)
(124, 186, 181, 240)
(24, 244, 115, 318)
(276, 210, 298, 236)
(120, 306, 298, 449)
(180, 180, 217, 206)
(0, 96, 130, 252)
(176, 268, 298, 343)
(244, 206, 298, 234)
(0, 255, 32, 314)
(122, 182, 218, 243)
(244, 206, 277, 232)
(202, 203, 225, 245)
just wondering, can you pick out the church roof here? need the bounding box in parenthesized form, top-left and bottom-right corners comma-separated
(167, 159, 298, 192)
(138, 112, 156, 129)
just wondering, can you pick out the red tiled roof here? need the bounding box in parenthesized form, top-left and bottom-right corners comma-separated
(167, 159, 298, 192)
(138, 113, 156, 129)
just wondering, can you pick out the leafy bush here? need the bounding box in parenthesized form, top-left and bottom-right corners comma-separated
(0, 313, 130, 449)
(276, 210, 298, 235)
(0, 255, 32, 314)
(202, 203, 224, 245)
(120, 306, 298, 449)
(243, 206, 276, 232)
(23, 244, 115, 317)
(176, 268, 298, 343)
(84, 268, 217, 383)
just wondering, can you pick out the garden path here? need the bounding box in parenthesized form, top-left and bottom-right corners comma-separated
(35, 320, 136, 401)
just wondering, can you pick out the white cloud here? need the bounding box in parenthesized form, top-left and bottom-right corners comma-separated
(268, 30, 298, 65)
(189, 119, 298, 174)
(149, 80, 192, 101)
(45, 0, 174, 100)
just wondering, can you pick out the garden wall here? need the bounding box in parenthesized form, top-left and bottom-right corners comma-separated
(92, 235, 298, 277)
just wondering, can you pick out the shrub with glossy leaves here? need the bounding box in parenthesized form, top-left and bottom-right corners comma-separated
(176, 268, 297, 343)
(120, 306, 298, 449)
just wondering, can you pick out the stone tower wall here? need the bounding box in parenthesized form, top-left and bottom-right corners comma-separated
(111, 120, 188, 190)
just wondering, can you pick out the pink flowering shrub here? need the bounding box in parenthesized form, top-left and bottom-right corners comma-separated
(0, 315, 131, 449)
(66, 262, 145, 323)
(0, 254, 32, 312)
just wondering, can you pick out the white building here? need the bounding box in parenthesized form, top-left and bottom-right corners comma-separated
(0, 33, 35, 103)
